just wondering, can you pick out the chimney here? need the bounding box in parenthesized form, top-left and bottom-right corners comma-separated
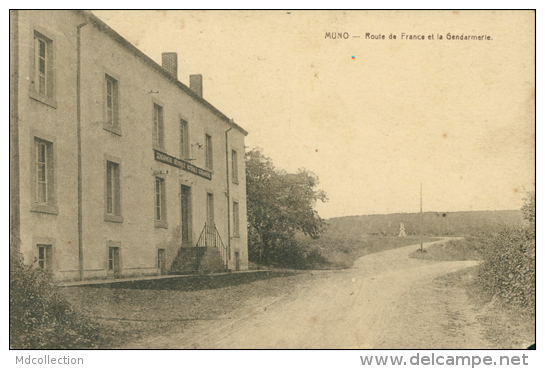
(190, 74, 203, 98)
(161, 52, 178, 79)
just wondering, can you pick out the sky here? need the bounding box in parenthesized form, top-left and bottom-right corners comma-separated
(93, 10, 535, 219)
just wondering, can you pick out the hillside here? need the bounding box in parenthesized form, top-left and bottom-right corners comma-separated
(325, 210, 525, 238)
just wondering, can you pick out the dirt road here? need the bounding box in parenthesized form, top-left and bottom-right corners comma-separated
(123, 239, 489, 349)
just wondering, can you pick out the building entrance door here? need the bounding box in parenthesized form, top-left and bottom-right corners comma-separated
(206, 193, 215, 247)
(181, 185, 191, 247)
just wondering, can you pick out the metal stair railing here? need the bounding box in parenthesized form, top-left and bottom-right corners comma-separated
(195, 222, 228, 271)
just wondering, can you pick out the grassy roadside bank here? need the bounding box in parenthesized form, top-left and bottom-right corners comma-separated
(299, 235, 440, 269)
(413, 235, 535, 348)
(436, 267, 535, 349)
(409, 237, 482, 261)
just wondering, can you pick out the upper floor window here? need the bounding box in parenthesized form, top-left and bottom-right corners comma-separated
(104, 74, 120, 134)
(205, 134, 213, 170)
(232, 150, 238, 183)
(36, 36, 48, 95)
(30, 31, 55, 107)
(153, 103, 164, 149)
(180, 118, 189, 159)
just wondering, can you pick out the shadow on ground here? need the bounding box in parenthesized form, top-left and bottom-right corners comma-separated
(81, 270, 299, 291)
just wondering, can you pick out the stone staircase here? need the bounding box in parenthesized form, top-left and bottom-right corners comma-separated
(169, 247, 203, 274)
(169, 247, 225, 275)
(169, 223, 228, 275)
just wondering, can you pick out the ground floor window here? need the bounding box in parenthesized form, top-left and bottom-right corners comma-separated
(158, 248, 166, 275)
(108, 247, 120, 277)
(235, 251, 240, 271)
(37, 244, 52, 269)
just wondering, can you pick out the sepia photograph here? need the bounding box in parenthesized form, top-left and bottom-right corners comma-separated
(9, 9, 535, 353)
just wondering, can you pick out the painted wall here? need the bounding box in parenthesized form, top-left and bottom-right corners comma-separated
(16, 10, 248, 281)
(18, 10, 82, 281)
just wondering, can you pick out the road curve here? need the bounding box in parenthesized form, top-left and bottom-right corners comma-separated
(187, 238, 481, 349)
(122, 238, 486, 349)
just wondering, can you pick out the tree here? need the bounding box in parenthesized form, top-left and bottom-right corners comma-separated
(246, 148, 327, 266)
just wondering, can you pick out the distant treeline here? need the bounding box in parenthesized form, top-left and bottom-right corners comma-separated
(326, 210, 525, 237)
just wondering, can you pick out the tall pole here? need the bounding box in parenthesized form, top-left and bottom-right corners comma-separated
(420, 183, 423, 252)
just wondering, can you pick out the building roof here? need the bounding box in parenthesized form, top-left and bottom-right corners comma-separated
(76, 10, 248, 136)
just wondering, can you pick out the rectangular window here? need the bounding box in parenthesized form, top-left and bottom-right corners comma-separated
(36, 37, 47, 95)
(205, 134, 213, 169)
(158, 248, 166, 275)
(235, 251, 240, 271)
(108, 246, 120, 277)
(180, 118, 189, 159)
(233, 201, 240, 237)
(32, 137, 56, 214)
(108, 247, 115, 271)
(155, 177, 167, 224)
(106, 161, 121, 217)
(232, 150, 238, 183)
(31, 31, 55, 107)
(157, 249, 163, 269)
(36, 141, 48, 204)
(37, 244, 52, 269)
(153, 103, 164, 149)
(105, 74, 119, 129)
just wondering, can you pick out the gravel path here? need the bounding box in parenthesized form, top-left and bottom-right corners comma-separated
(121, 238, 490, 349)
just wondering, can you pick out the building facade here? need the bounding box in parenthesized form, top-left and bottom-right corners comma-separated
(10, 10, 249, 281)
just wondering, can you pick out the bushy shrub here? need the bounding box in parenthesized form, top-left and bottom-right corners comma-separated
(10, 248, 101, 349)
(476, 192, 535, 316)
(261, 236, 312, 269)
(303, 247, 330, 269)
(249, 234, 330, 270)
(476, 228, 535, 315)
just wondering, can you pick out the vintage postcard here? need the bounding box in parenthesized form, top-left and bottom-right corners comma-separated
(10, 10, 535, 354)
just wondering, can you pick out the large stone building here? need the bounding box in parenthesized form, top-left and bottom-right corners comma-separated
(9, 10, 249, 281)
